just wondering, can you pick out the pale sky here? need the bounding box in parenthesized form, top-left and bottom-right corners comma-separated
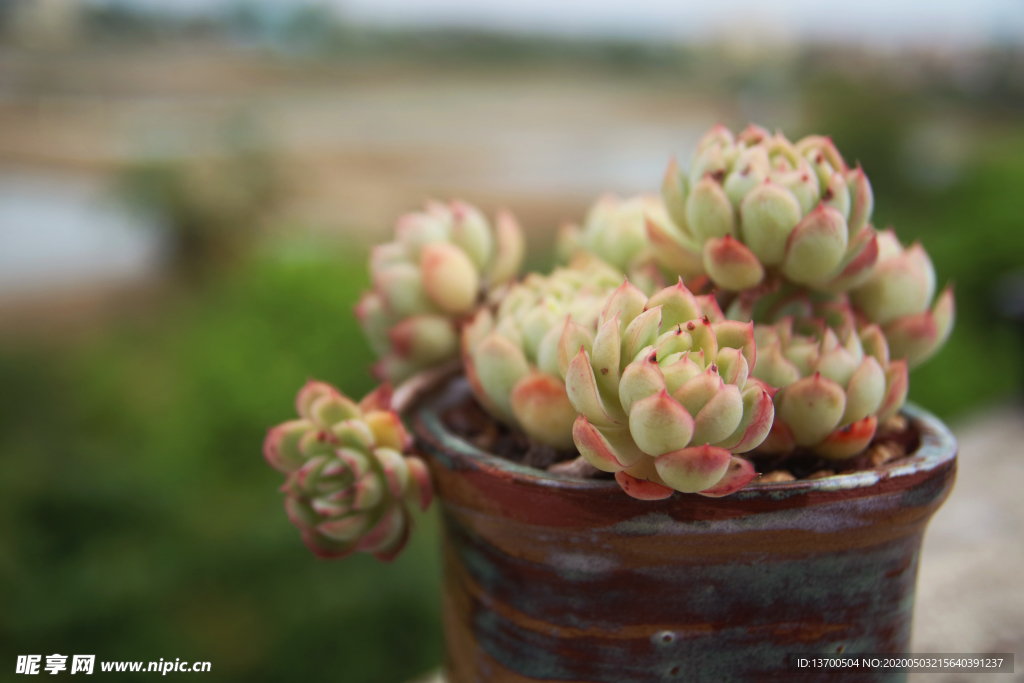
(90, 0, 1024, 47)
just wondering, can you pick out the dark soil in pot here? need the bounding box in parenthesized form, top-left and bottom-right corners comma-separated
(439, 384, 922, 484)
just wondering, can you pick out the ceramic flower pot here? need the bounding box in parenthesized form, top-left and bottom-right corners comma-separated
(413, 378, 957, 683)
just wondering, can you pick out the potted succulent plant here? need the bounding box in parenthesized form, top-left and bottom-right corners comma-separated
(263, 125, 957, 682)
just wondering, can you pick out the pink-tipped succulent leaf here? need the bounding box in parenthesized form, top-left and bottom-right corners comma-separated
(614, 471, 675, 500)
(654, 445, 733, 494)
(697, 456, 758, 498)
(850, 232, 954, 368)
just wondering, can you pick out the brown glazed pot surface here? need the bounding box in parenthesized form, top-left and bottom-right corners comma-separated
(414, 378, 958, 683)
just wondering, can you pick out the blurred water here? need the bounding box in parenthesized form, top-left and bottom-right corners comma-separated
(0, 171, 164, 298)
(261, 86, 713, 196)
(417, 123, 705, 195)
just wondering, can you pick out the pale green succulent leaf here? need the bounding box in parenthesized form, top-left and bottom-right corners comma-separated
(628, 390, 695, 456)
(618, 354, 667, 415)
(691, 383, 744, 446)
(686, 176, 735, 244)
(776, 374, 846, 447)
(739, 181, 802, 266)
(654, 445, 732, 493)
(842, 357, 886, 425)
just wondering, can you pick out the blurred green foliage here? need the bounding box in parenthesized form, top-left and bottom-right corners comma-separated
(0, 257, 443, 682)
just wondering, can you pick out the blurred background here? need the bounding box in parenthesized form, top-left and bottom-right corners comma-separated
(1, 1, 1023, 681)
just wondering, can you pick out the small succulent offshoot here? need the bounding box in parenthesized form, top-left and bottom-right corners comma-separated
(263, 381, 432, 560)
(560, 279, 773, 500)
(356, 200, 525, 383)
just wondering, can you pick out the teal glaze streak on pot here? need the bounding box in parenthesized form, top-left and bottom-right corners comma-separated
(899, 473, 950, 508)
(611, 504, 877, 535)
(473, 609, 577, 681)
(428, 447, 458, 470)
(610, 512, 677, 536)
(545, 554, 620, 583)
(441, 510, 502, 592)
(630, 547, 912, 615)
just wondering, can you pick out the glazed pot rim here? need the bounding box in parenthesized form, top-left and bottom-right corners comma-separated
(415, 376, 958, 502)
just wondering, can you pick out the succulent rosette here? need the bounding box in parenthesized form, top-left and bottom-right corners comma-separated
(749, 300, 908, 460)
(556, 194, 695, 291)
(356, 200, 526, 383)
(656, 124, 880, 293)
(850, 229, 955, 368)
(263, 381, 432, 561)
(461, 259, 625, 448)
(559, 279, 774, 500)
